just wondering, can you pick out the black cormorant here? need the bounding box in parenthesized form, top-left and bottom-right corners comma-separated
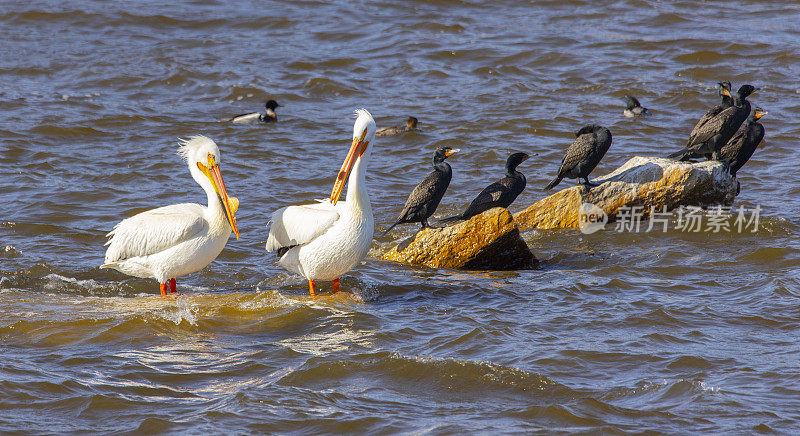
(669, 84, 756, 161)
(376, 117, 419, 137)
(380, 146, 459, 237)
(439, 152, 529, 223)
(720, 107, 767, 177)
(544, 124, 613, 189)
(623, 95, 648, 117)
(686, 81, 733, 141)
(226, 100, 280, 124)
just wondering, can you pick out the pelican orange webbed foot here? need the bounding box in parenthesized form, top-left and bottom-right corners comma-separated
(101, 136, 240, 296)
(266, 109, 376, 295)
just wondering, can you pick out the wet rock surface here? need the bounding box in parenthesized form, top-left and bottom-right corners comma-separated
(381, 207, 535, 270)
(514, 156, 738, 230)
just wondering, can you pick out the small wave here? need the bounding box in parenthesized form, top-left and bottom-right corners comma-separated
(673, 50, 729, 65)
(42, 273, 105, 293)
(303, 78, 358, 98)
(221, 86, 273, 103)
(28, 124, 111, 138)
(658, 378, 720, 401)
(414, 22, 465, 33)
(287, 58, 359, 71)
(281, 351, 576, 398)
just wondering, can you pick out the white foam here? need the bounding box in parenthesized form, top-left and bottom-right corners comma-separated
(699, 381, 719, 392)
(160, 298, 199, 326)
(42, 273, 102, 291)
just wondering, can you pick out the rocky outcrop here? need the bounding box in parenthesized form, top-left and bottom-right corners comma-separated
(381, 207, 535, 270)
(514, 156, 737, 230)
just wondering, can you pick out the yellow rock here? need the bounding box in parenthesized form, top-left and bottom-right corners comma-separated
(382, 207, 535, 270)
(514, 156, 738, 230)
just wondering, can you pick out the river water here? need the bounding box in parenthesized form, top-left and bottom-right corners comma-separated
(2, 0, 800, 433)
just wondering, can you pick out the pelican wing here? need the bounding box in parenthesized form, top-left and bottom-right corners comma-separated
(265, 201, 340, 252)
(104, 203, 206, 264)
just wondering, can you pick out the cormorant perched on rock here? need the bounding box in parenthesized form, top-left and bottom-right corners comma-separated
(544, 125, 612, 189)
(376, 117, 419, 137)
(380, 146, 459, 237)
(669, 84, 756, 161)
(686, 81, 733, 140)
(720, 107, 767, 177)
(623, 95, 648, 117)
(439, 152, 529, 223)
(225, 100, 280, 124)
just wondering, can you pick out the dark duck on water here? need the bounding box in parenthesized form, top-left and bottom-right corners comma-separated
(439, 152, 529, 223)
(623, 95, 648, 117)
(544, 124, 612, 189)
(376, 116, 419, 137)
(226, 99, 280, 124)
(380, 146, 459, 237)
(669, 84, 756, 161)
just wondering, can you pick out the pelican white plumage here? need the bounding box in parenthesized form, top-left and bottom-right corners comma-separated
(101, 136, 240, 296)
(266, 109, 376, 295)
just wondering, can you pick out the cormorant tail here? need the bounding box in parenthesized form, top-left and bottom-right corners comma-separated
(436, 214, 463, 224)
(379, 221, 400, 238)
(667, 149, 687, 159)
(544, 175, 563, 190)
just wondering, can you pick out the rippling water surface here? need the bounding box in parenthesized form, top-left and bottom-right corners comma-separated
(2, 0, 800, 433)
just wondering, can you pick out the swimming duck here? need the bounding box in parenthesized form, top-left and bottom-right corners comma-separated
(226, 100, 280, 124)
(376, 116, 419, 137)
(623, 95, 648, 117)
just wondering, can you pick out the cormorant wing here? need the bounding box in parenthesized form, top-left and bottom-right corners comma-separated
(686, 105, 736, 147)
(559, 133, 596, 174)
(402, 171, 447, 211)
(104, 203, 206, 264)
(720, 126, 747, 162)
(462, 179, 512, 217)
(689, 104, 724, 137)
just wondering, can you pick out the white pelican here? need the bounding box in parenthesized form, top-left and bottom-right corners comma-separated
(266, 109, 376, 295)
(101, 136, 240, 296)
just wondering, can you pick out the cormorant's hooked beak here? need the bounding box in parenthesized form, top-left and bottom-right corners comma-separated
(444, 148, 460, 157)
(330, 128, 369, 205)
(197, 154, 240, 239)
(721, 88, 732, 98)
(755, 109, 768, 120)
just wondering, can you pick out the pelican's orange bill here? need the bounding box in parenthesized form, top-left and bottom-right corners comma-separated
(198, 153, 240, 239)
(330, 129, 369, 205)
